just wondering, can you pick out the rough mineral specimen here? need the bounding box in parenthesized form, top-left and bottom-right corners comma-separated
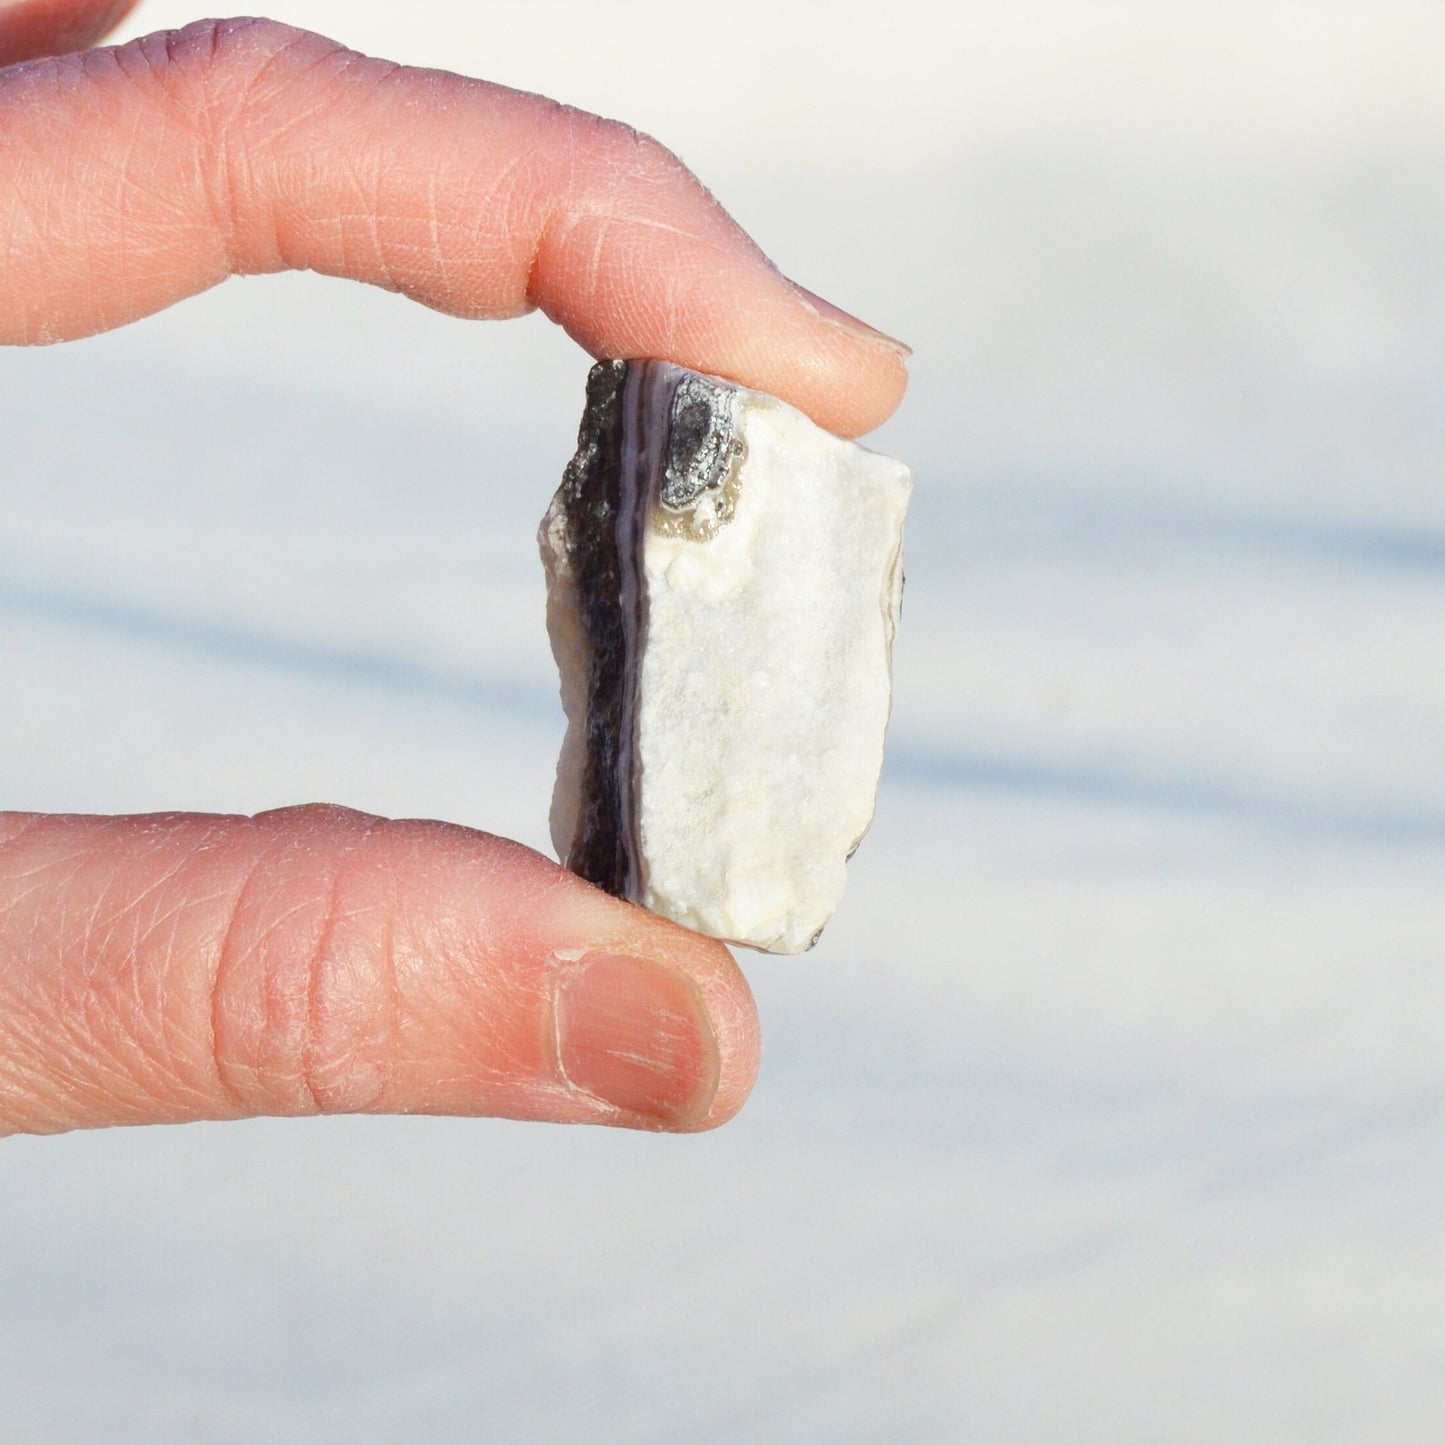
(539, 359, 911, 953)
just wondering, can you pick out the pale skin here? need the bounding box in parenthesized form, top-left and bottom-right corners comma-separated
(0, 0, 909, 1136)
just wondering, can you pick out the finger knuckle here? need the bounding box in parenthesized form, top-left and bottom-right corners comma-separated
(125, 19, 351, 270)
(579, 110, 689, 186)
(210, 821, 396, 1117)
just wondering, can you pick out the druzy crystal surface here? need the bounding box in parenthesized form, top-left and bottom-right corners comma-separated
(539, 360, 911, 953)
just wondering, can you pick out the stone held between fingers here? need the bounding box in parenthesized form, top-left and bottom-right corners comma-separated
(539, 359, 911, 954)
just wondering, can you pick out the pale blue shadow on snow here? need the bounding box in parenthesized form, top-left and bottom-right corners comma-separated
(4, 492, 1444, 846)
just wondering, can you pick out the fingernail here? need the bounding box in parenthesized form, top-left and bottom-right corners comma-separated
(555, 955, 720, 1127)
(790, 282, 912, 359)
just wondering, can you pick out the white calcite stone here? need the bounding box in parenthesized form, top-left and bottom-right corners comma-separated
(539, 360, 911, 953)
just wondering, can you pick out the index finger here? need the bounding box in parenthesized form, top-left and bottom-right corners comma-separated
(0, 17, 908, 436)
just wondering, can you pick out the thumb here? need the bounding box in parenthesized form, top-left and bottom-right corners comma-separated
(0, 807, 759, 1136)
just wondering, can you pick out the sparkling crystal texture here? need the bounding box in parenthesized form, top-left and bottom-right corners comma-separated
(540, 360, 911, 953)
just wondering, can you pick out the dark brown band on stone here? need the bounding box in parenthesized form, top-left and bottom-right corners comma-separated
(554, 359, 744, 901)
(556, 359, 631, 894)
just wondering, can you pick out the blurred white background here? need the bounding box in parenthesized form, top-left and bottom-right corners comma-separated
(3, 1, 1443, 1439)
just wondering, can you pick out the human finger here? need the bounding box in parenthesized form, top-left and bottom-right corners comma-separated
(0, 17, 907, 436)
(0, 0, 138, 65)
(0, 806, 760, 1136)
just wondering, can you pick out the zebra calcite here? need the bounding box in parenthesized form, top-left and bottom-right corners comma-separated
(539, 360, 911, 954)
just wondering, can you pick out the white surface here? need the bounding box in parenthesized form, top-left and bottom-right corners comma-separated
(635, 385, 908, 953)
(1, 1, 1443, 1440)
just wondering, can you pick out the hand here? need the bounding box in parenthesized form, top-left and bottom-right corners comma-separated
(0, 2, 908, 1136)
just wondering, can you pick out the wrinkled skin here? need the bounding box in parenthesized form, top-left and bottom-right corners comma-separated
(0, 1, 907, 1137)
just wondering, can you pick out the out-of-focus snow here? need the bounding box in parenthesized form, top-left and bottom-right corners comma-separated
(2, 2, 1442, 1440)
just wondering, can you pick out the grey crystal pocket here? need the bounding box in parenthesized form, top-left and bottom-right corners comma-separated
(539, 359, 911, 954)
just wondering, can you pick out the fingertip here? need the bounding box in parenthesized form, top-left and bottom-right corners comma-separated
(781, 283, 912, 437)
(667, 934, 761, 1133)
(526, 111, 909, 439)
(764, 305, 912, 438)
(556, 259, 911, 439)
(676, 270, 911, 438)
(542, 888, 761, 1133)
(690, 977, 761, 1131)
